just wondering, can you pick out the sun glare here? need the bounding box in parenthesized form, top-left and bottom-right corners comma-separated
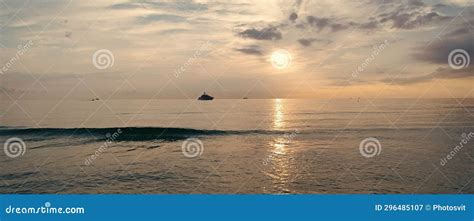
(271, 49, 292, 70)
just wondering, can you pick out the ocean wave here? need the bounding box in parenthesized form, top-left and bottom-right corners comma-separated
(0, 126, 467, 142)
(0, 127, 284, 141)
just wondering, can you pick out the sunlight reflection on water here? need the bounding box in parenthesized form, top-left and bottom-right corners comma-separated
(273, 99, 284, 130)
(267, 99, 294, 193)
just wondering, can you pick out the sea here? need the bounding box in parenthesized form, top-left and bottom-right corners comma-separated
(0, 98, 473, 193)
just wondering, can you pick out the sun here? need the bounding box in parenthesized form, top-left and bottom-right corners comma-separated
(271, 49, 292, 70)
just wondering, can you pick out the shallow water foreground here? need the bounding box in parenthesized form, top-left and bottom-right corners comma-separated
(1, 99, 473, 193)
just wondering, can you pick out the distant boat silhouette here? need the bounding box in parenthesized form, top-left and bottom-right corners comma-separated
(198, 92, 214, 101)
(243, 97, 248, 99)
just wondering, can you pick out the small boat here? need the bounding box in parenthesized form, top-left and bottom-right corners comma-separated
(243, 97, 248, 99)
(198, 92, 214, 101)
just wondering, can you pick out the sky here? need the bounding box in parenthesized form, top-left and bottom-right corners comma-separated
(0, 0, 473, 99)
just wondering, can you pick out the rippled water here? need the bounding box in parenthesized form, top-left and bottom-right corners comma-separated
(0, 99, 473, 193)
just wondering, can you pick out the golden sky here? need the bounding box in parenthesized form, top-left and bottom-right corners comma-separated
(0, 0, 473, 99)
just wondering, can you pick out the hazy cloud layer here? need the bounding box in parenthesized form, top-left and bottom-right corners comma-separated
(383, 66, 474, 85)
(237, 26, 282, 41)
(234, 45, 264, 55)
(414, 34, 473, 64)
(297, 38, 332, 47)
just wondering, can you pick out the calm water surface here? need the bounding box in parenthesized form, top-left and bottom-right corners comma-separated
(1, 99, 473, 193)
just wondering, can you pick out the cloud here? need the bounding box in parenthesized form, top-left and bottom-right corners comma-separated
(110, 1, 208, 11)
(408, 0, 425, 7)
(378, 7, 451, 29)
(289, 0, 453, 34)
(109, 2, 145, 9)
(330, 23, 349, 32)
(234, 45, 263, 55)
(136, 14, 187, 24)
(382, 66, 473, 85)
(305, 15, 352, 32)
(295, 14, 380, 33)
(298, 38, 314, 47)
(288, 0, 303, 24)
(306, 16, 330, 31)
(445, 27, 473, 37)
(292, 0, 304, 11)
(297, 38, 331, 47)
(413, 34, 473, 64)
(158, 28, 192, 35)
(381, 14, 473, 85)
(237, 26, 282, 41)
(359, 20, 379, 30)
(289, 12, 298, 22)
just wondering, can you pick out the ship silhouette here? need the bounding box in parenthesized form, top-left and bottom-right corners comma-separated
(198, 92, 214, 101)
